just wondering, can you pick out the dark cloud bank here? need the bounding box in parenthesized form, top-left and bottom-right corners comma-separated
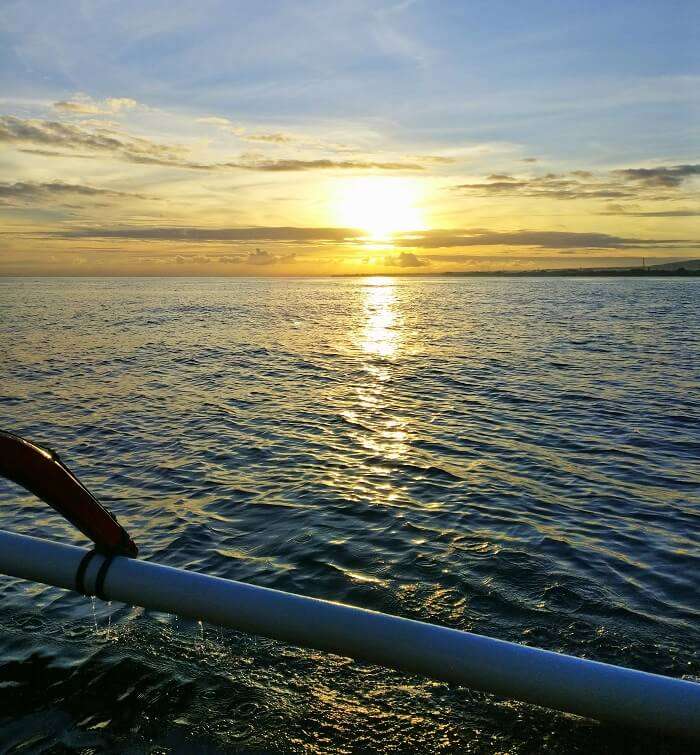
(55, 226, 695, 252)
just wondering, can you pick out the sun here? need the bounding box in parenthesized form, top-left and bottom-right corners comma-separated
(332, 177, 426, 240)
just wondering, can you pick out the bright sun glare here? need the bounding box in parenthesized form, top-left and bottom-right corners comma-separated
(333, 177, 426, 241)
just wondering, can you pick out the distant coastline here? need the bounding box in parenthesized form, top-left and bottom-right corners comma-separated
(443, 259, 700, 277)
(334, 260, 700, 278)
(442, 269, 700, 277)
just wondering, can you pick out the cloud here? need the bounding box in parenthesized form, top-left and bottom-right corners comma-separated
(197, 115, 244, 133)
(18, 148, 98, 158)
(453, 164, 700, 201)
(600, 208, 700, 217)
(122, 251, 298, 267)
(174, 254, 210, 265)
(246, 248, 296, 265)
(231, 158, 424, 171)
(56, 226, 360, 242)
(196, 116, 236, 127)
(135, 253, 237, 266)
(196, 114, 438, 158)
(196, 116, 367, 153)
(53, 226, 695, 253)
(78, 118, 122, 129)
(242, 132, 296, 144)
(0, 115, 187, 166)
(1, 116, 425, 172)
(454, 175, 632, 200)
(197, 115, 282, 144)
(53, 96, 139, 115)
(0, 180, 147, 207)
(613, 165, 700, 188)
(487, 174, 519, 181)
(394, 229, 694, 251)
(385, 251, 428, 267)
(406, 154, 456, 165)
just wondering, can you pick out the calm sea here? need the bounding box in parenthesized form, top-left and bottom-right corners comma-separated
(0, 276, 698, 753)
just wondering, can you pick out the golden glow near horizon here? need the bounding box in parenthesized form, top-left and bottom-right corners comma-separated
(0, 4, 697, 276)
(332, 177, 427, 241)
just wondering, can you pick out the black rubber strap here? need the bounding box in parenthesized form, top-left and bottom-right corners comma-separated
(94, 554, 115, 601)
(75, 550, 99, 595)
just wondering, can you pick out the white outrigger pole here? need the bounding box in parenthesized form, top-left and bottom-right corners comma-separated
(0, 431, 699, 737)
(1, 530, 699, 738)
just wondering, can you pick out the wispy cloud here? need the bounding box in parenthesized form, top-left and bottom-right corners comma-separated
(600, 207, 700, 217)
(242, 132, 296, 144)
(56, 226, 360, 242)
(197, 116, 240, 128)
(0, 180, 147, 207)
(196, 114, 371, 153)
(393, 229, 695, 251)
(453, 164, 700, 201)
(18, 148, 98, 159)
(0, 115, 187, 166)
(2, 116, 424, 172)
(233, 158, 424, 171)
(53, 96, 140, 115)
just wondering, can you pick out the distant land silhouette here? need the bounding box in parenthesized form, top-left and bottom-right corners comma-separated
(442, 259, 700, 277)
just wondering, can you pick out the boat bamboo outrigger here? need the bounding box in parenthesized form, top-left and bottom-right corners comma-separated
(0, 430, 698, 738)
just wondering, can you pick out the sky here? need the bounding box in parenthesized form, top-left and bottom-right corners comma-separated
(1, 0, 698, 275)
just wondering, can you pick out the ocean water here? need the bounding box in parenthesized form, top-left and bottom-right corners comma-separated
(0, 276, 698, 753)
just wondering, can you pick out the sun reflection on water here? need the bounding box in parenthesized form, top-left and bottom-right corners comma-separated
(351, 279, 410, 471)
(361, 279, 400, 358)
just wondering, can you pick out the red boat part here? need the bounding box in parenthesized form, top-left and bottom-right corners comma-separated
(0, 430, 137, 557)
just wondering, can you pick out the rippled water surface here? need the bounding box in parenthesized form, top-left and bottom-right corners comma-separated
(1, 276, 698, 753)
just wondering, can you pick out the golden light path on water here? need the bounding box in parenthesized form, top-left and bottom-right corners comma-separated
(361, 279, 399, 358)
(356, 279, 409, 477)
(329, 277, 410, 515)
